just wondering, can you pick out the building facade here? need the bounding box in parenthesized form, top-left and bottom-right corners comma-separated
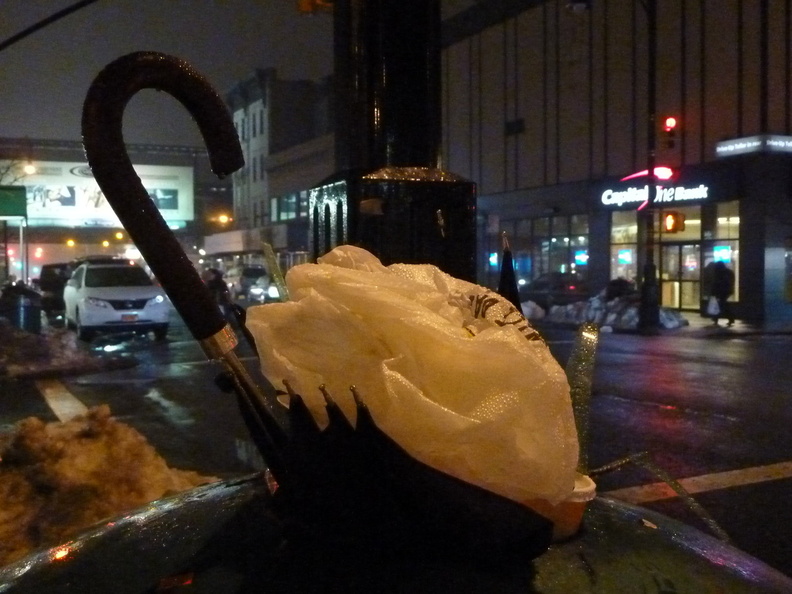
(441, 0, 792, 325)
(207, 70, 333, 272)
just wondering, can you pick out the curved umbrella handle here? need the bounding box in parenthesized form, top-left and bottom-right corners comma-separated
(81, 51, 244, 342)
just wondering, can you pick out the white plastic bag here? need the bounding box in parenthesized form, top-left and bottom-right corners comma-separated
(246, 246, 579, 505)
(707, 296, 720, 316)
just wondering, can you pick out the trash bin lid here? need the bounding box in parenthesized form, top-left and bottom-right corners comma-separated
(0, 475, 790, 593)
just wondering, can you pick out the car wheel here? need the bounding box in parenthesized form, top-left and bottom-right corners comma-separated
(75, 310, 94, 341)
(153, 325, 169, 341)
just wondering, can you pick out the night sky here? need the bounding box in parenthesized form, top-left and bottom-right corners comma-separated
(0, 1, 333, 147)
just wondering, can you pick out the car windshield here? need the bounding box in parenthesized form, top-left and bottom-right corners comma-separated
(84, 266, 153, 288)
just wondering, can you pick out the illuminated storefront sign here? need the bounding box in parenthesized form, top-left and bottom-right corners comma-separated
(5, 161, 194, 228)
(601, 183, 709, 208)
(715, 134, 792, 157)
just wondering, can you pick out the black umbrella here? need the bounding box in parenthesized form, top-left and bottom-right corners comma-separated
(81, 51, 553, 568)
(498, 232, 523, 316)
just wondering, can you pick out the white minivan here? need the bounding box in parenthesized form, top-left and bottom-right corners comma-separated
(63, 260, 170, 341)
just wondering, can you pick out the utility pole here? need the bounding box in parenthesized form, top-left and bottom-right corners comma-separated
(637, 0, 661, 333)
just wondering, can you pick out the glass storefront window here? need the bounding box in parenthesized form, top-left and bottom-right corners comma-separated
(715, 201, 739, 239)
(702, 241, 739, 301)
(515, 219, 532, 239)
(570, 214, 588, 236)
(488, 214, 589, 289)
(610, 211, 637, 243)
(548, 237, 568, 273)
(551, 216, 567, 238)
(610, 211, 638, 281)
(610, 245, 637, 282)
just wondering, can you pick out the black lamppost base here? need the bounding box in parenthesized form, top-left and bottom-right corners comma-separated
(637, 262, 660, 335)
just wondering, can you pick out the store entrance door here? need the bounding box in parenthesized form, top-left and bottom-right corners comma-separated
(659, 243, 701, 310)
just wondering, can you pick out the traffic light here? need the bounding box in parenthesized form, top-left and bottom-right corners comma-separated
(662, 211, 685, 233)
(297, 0, 333, 13)
(663, 116, 679, 148)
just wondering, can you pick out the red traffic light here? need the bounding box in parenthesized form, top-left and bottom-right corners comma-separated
(662, 116, 679, 148)
(662, 211, 685, 233)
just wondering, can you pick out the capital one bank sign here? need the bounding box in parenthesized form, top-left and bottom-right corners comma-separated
(601, 183, 709, 208)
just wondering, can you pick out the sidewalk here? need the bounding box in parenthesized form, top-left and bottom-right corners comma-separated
(533, 312, 792, 339)
(671, 315, 754, 338)
(671, 314, 792, 338)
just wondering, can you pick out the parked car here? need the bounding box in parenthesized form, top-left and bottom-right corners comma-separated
(518, 272, 590, 311)
(63, 260, 170, 341)
(225, 265, 270, 300)
(37, 262, 73, 314)
(37, 256, 130, 315)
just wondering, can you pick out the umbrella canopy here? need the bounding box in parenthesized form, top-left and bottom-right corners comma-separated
(498, 232, 523, 316)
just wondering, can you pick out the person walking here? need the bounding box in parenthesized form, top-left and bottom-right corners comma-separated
(202, 268, 233, 319)
(710, 261, 735, 326)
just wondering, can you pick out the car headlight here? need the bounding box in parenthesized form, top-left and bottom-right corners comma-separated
(267, 285, 280, 299)
(149, 294, 166, 305)
(85, 297, 112, 309)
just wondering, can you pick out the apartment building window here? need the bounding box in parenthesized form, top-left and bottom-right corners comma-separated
(298, 190, 309, 217)
(259, 109, 265, 135)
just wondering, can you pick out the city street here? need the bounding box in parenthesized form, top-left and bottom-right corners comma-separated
(1, 308, 791, 578)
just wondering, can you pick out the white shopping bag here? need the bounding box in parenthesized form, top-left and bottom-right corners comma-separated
(707, 296, 720, 316)
(246, 246, 580, 505)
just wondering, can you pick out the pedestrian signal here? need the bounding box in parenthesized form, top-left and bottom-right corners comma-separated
(662, 211, 685, 233)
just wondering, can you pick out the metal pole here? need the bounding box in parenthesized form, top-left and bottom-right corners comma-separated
(637, 0, 660, 333)
(3, 221, 8, 281)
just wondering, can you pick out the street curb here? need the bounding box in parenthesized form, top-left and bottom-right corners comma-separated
(3, 356, 140, 380)
(531, 318, 792, 338)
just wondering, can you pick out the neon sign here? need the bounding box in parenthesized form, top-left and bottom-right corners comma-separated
(601, 184, 709, 208)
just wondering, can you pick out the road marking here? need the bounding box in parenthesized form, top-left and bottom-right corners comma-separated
(30, 376, 792, 507)
(35, 378, 88, 422)
(602, 461, 792, 504)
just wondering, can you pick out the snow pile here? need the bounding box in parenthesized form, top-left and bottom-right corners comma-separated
(524, 291, 689, 330)
(0, 405, 217, 566)
(0, 320, 130, 378)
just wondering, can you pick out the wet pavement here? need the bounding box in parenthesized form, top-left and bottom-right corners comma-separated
(2, 307, 792, 578)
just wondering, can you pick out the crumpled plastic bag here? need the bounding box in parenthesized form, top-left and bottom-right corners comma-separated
(245, 245, 579, 505)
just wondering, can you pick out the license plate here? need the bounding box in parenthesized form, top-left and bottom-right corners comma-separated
(121, 314, 138, 322)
